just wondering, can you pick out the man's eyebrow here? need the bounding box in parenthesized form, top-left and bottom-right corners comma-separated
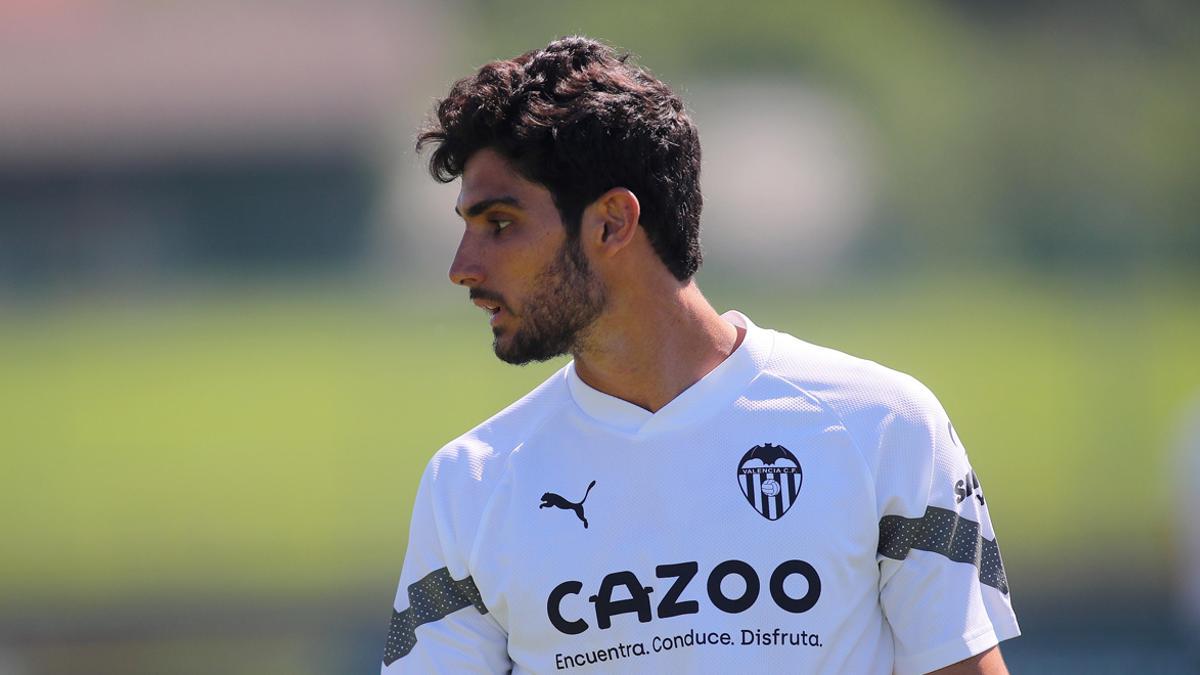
(454, 196, 522, 218)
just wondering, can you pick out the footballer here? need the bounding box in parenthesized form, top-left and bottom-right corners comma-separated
(382, 36, 1019, 674)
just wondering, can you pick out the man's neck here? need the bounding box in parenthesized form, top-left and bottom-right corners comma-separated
(571, 281, 745, 413)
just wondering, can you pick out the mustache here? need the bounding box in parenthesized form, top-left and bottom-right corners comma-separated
(469, 288, 510, 311)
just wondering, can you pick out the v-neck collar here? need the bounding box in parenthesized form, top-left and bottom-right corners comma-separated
(564, 311, 773, 437)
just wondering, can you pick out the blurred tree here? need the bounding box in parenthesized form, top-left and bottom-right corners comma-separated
(455, 0, 1200, 275)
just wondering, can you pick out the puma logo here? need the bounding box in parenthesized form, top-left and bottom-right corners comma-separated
(539, 480, 596, 529)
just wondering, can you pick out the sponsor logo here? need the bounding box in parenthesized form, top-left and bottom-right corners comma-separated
(954, 470, 984, 506)
(540, 480, 597, 529)
(737, 443, 802, 521)
(546, 558, 822, 635)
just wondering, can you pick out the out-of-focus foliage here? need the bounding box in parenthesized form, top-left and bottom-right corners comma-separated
(459, 0, 1200, 271)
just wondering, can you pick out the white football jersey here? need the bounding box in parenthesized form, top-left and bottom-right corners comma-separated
(383, 312, 1019, 674)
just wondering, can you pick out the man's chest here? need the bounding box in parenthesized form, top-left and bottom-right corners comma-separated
(468, 417, 885, 668)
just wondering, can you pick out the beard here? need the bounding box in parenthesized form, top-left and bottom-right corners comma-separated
(493, 237, 607, 365)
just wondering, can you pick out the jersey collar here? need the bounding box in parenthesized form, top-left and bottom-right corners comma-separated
(564, 310, 773, 437)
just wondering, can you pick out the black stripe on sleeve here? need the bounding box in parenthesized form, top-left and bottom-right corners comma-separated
(382, 567, 489, 666)
(878, 505, 1010, 595)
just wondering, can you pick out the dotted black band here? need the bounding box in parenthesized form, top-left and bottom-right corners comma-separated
(878, 505, 1010, 595)
(383, 567, 489, 666)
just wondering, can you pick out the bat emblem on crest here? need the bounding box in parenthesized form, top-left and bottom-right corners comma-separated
(737, 443, 803, 521)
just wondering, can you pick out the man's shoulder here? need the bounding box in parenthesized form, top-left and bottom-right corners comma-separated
(760, 326, 947, 442)
(425, 364, 573, 489)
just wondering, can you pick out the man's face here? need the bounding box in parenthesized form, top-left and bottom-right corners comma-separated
(450, 148, 607, 364)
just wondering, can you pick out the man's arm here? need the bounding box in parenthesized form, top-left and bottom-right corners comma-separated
(870, 379, 1020, 674)
(929, 645, 1009, 675)
(381, 459, 510, 673)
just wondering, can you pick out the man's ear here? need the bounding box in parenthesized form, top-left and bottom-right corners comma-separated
(582, 188, 640, 257)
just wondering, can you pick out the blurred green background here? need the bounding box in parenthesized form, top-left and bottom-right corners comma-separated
(1, 1, 1198, 673)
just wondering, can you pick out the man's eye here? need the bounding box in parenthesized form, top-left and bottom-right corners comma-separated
(492, 218, 513, 231)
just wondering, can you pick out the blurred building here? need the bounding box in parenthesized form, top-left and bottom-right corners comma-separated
(0, 1, 438, 294)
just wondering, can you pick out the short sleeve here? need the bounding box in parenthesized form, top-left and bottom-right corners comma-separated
(381, 461, 511, 673)
(873, 383, 1020, 675)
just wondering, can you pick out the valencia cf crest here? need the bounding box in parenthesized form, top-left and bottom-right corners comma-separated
(737, 443, 803, 521)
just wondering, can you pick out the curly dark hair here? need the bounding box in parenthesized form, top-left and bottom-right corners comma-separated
(417, 36, 703, 280)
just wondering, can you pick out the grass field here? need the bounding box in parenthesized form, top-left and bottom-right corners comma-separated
(3, 274, 1198, 604)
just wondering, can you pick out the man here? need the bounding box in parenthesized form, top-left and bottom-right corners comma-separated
(383, 36, 1019, 674)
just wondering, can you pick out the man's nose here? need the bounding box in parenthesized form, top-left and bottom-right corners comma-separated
(448, 234, 484, 287)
